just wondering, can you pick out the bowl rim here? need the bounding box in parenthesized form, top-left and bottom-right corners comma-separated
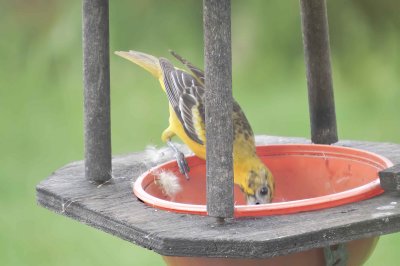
(133, 144, 393, 217)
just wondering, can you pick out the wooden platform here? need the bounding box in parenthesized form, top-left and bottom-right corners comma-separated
(36, 136, 400, 258)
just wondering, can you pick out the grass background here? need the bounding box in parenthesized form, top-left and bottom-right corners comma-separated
(0, 0, 399, 265)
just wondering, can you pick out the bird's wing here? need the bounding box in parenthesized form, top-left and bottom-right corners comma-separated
(169, 51, 204, 85)
(159, 58, 205, 145)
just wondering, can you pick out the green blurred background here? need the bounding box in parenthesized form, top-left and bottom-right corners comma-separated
(1, 0, 399, 265)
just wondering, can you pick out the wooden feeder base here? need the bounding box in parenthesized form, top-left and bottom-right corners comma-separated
(36, 136, 400, 261)
(163, 237, 377, 266)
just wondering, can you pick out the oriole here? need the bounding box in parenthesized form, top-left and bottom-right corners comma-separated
(115, 50, 274, 204)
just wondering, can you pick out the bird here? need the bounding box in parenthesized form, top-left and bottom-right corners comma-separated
(115, 50, 274, 204)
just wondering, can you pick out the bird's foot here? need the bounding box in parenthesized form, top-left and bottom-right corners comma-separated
(175, 150, 190, 180)
(167, 141, 190, 180)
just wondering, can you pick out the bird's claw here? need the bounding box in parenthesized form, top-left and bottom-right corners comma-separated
(167, 141, 190, 180)
(175, 151, 190, 180)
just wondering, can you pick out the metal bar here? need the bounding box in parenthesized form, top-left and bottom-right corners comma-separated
(203, 0, 234, 219)
(300, 0, 338, 144)
(83, 0, 112, 182)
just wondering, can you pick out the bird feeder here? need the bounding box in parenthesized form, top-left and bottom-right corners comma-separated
(36, 0, 400, 265)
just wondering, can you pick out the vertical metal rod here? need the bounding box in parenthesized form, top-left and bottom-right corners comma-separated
(83, 0, 112, 182)
(300, 0, 338, 144)
(203, 0, 234, 219)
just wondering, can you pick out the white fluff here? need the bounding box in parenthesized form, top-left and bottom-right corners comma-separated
(144, 145, 172, 165)
(143, 143, 194, 168)
(155, 170, 182, 198)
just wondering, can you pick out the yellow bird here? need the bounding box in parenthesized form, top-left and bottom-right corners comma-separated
(115, 50, 274, 204)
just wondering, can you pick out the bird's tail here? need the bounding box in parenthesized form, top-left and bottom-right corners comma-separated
(115, 50, 162, 78)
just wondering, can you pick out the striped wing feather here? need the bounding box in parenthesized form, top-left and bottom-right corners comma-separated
(169, 50, 204, 84)
(159, 58, 205, 145)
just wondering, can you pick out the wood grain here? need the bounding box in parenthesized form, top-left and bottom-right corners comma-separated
(83, 0, 111, 182)
(36, 136, 400, 258)
(300, 0, 338, 144)
(203, 0, 234, 218)
(379, 164, 400, 192)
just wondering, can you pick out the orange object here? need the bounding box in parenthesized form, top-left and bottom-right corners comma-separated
(134, 144, 392, 217)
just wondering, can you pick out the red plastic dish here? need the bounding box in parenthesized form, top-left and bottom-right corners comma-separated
(133, 144, 392, 217)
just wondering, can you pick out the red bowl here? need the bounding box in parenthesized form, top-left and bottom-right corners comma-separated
(134, 144, 392, 217)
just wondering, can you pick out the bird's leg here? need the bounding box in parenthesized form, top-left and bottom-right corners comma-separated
(162, 128, 190, 179)
(167, 140, 190, 180)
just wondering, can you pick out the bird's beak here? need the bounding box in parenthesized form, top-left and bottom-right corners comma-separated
(246, 195, 259, 205)
(246, 194, 271, 205)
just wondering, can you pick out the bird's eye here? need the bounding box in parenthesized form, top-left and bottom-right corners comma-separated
(259, 186, 268, 196)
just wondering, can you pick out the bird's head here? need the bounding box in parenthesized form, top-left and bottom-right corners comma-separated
(239, 162, 274, 205)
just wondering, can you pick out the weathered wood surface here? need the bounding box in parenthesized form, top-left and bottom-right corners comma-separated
(36, 136, 400, 258)
(300, 0, 338, 144)
(379, 164, 400, 192)
(83, 0, 112, 182)
(203, 0, 234, 219)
